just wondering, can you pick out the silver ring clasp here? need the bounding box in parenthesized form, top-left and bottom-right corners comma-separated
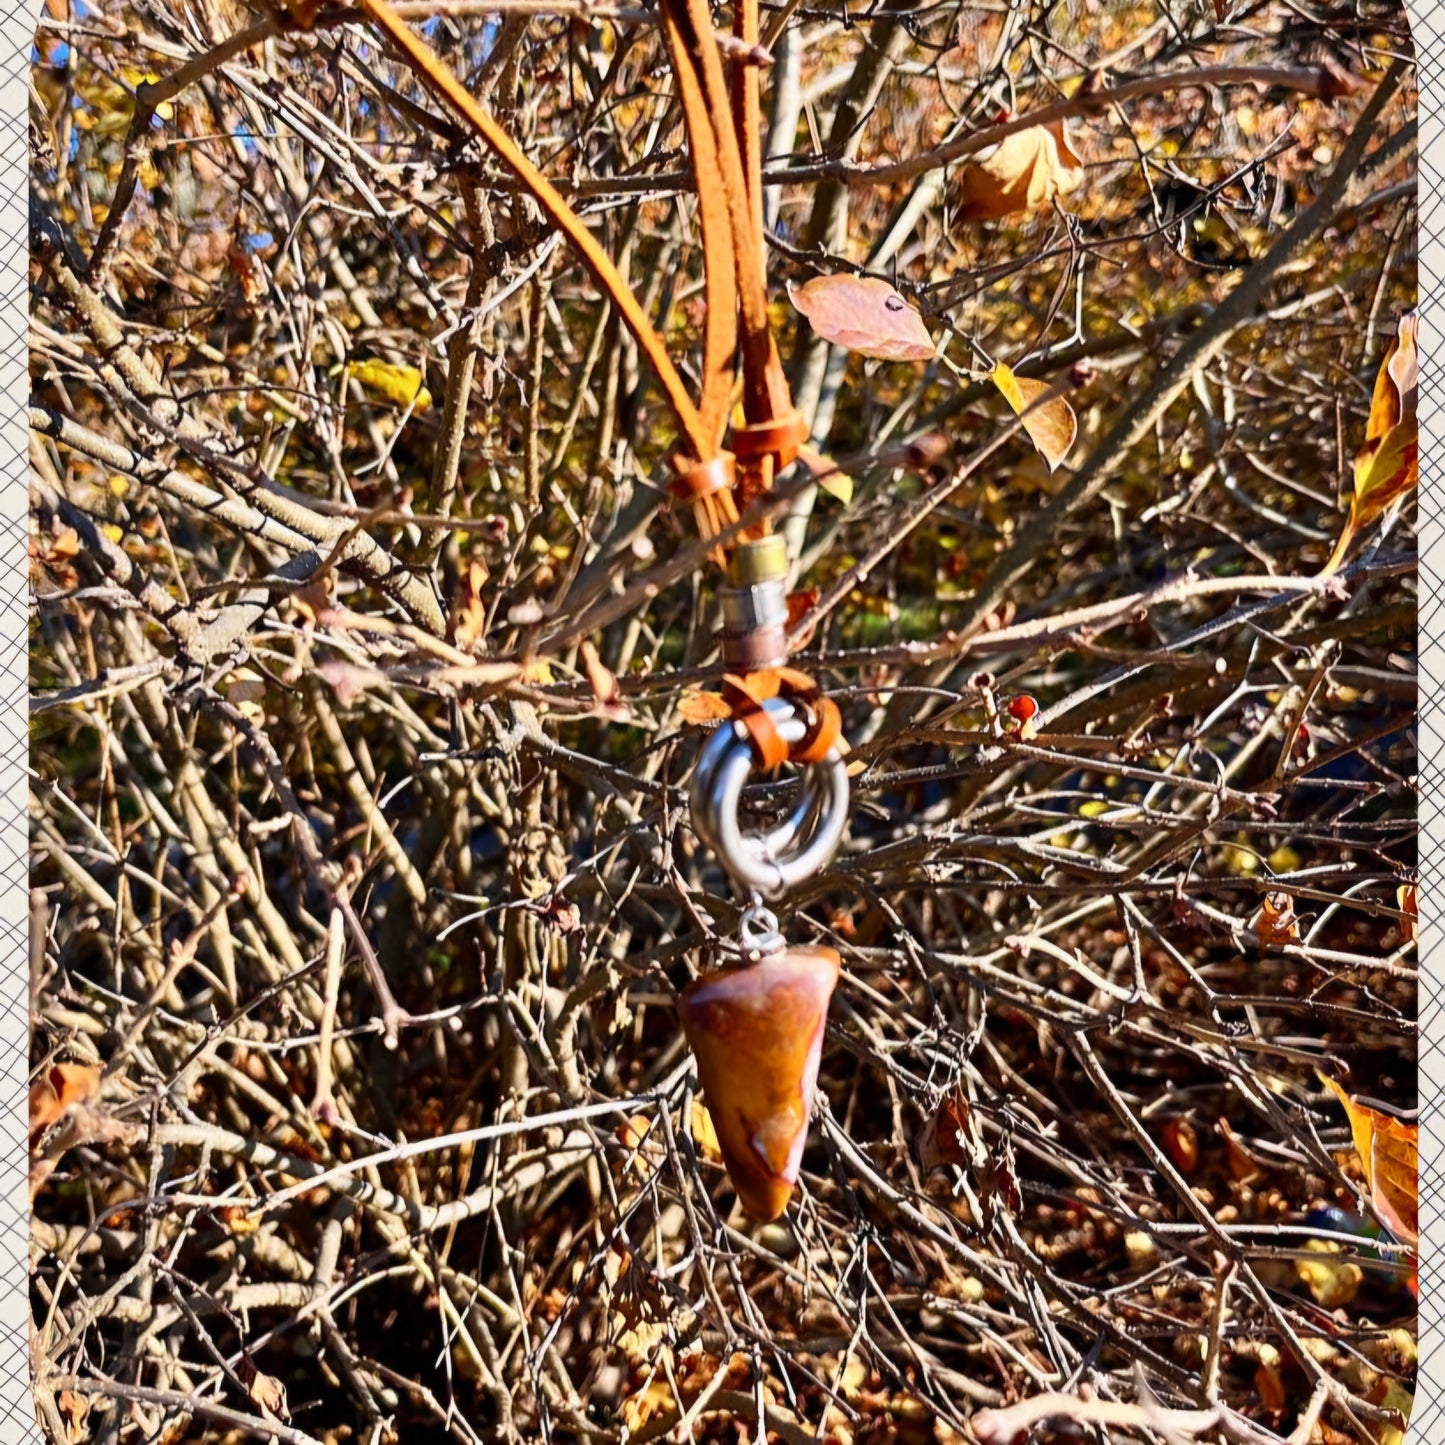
(691, 697, 850, 899)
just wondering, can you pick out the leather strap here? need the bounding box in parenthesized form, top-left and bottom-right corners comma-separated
(671, 453, 737, 502)
(722, 674, 788, 770)
(360, 0, 712, 462)
(658, 0, 737, 449)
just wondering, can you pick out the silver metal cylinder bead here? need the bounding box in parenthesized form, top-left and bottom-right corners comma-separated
(720, 535, 791, 671)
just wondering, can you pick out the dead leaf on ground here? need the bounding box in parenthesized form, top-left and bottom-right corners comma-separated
(247, 1369, 290, 1424)
(788, 275, 936, 362)
(956, 120, 1083, 221)
(1318, 1072, 1418, 1247)
(991, 362, 1076, 471)
(690, 1099, 721, 1163)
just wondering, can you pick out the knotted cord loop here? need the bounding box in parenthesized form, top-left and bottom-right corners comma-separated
(670, 453, 737, 503)
(731, 410, 809, 473)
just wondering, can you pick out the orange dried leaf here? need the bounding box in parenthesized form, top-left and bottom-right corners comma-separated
(1323, 312, 1419, 576)
(1162, 1119, 1199, 1174)
(450, 559, 490, 650)
(788, 275, 936, 362)
(30, 1062, 101, 1141)
(1255, 891, 1301, 948)
(1318, 1073, 1418, 1246)
(579, 640, 627, 718)
(956, 120, 1083, 221)
(786, 588, 820, 629)
(247, 1369, 289, 1424)
(678, 690, 733, 725)
(991, 363, 1076, 472)
(1397, 883, 1417, 944)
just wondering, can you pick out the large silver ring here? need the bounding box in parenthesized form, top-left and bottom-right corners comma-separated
(691, 697, 850, 898)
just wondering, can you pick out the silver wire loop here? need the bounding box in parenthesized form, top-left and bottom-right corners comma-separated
(737, 897, 786, 959)
(691, 698, 850, 899)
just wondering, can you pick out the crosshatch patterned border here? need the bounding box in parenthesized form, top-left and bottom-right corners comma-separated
(5, 3, 1436, 1441)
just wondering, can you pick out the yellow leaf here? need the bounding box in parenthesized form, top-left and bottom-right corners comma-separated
(690, 1100, 721, 1162)
(1318, 1073, 1418, 1246)
(1322, 312, 1419, 576)
(991, 363, 1076, 472)
(1372, 1380, 1413, 1445)
(1296, 1239, 1362, 1308)
(796, 443, 853, 504)
(348, 358, 432, 412)
(1398, 883, 1417, 943)
(101, 523, 124, 545)
(107, 475, 129, 498)
(956, 121, 1083, 221)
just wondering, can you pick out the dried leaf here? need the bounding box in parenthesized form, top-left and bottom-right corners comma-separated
(956, 120, 1083, 221)
(1296, 1239, 1363, 1308)
(918, 1092, 980, 1171)
(30, 1063, 132, 1200)
(450, 560, 490, 649)
(30, 1062, 101, 1142)
(1162, 1119, 1199, 1174)
(349, 357, 432, 412)
(1318, 1073, 1418, 1246)
(678, 690, 734, 725)
(690, 1100, 721, 1163)
(991, 363, 1076, 471)
(1322, 313, 1419, 575)
(788, 275, 936, 362)
(796, 443, 853, 504)
(248, 1370, 290, 1424)
(1254, 890, 1301, 948)
(1371, 1380, 1414, 1445)
(57, 1390, 91, 1444)
(579, 640, 627, 718)
(786, 588, 820, 629)
(1397, 882, 1417, 944)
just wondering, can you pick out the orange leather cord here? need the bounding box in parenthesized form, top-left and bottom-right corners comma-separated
(358, 0, 711, 462)
(791, 696, 842, 764)
(658, 0, 738, 449)
(732, 410, 808, 472)
(721, 669, 841, 767)
(671, 453, 737, 502)
(722, 674, 789, 770)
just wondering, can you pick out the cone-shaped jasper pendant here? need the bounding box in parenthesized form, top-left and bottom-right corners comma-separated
(679, 946, 840, 1221)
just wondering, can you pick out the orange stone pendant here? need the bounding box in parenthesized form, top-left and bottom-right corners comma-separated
(679, 945, 840, 1221)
